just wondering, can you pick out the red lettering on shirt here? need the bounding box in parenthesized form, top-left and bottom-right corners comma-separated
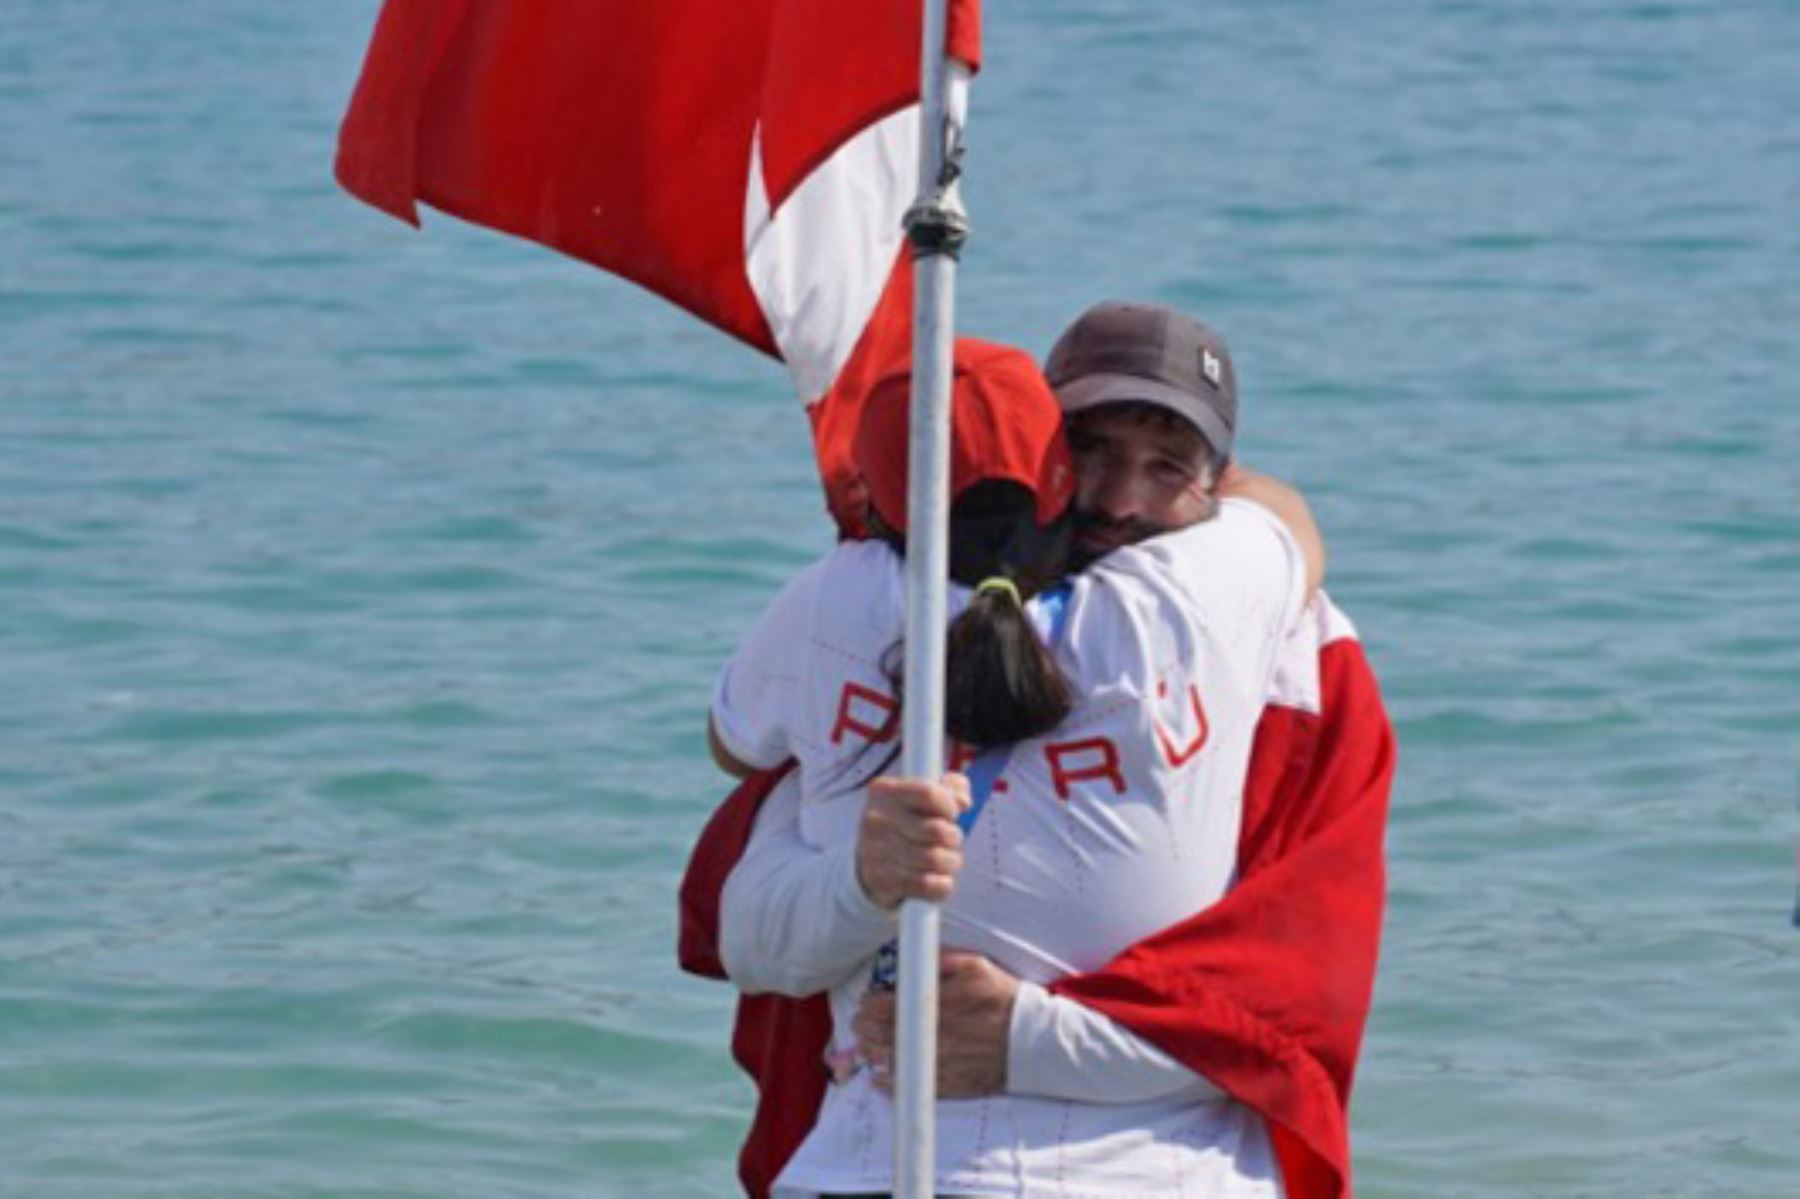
(1154, 682, 1211, 768)
(830, 682, 898, 746)
(1045, 737, 1125, 800)
(949, 741, 1008, 792)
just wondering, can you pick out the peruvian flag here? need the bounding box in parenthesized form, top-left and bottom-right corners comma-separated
(336, 0, 981, 531)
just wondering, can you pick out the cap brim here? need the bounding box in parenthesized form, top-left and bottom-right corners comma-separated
(1053, 372, 1234, 458)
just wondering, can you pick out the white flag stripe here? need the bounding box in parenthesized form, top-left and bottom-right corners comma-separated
(743, 63, 973, 405)
(743, 107, 916, 404)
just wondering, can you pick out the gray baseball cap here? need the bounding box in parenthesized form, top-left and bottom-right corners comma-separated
(1044, 302, 1237, 458)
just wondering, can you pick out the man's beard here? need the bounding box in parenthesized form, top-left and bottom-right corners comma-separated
(1070, 509, 1169, 569)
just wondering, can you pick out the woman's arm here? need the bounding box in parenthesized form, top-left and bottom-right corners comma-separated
(720, 773, 970, 995)
(718, 773, 894, 996)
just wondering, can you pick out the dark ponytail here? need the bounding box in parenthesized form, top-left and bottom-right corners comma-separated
(944, 583, 1072, 748)
(857, 480, 1075, 775)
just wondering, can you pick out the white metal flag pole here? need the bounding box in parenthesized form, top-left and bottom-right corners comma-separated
(895, 0, 971, 1191)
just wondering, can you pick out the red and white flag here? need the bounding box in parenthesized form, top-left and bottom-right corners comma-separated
(337, 0, 981, 531)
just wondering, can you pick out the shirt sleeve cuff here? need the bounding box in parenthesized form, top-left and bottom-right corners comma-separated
(1006, 980, 1062, 1095)
(827, 836, 898, 936)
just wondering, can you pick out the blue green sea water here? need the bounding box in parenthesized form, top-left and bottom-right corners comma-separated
(2, 1, 1796, 1195)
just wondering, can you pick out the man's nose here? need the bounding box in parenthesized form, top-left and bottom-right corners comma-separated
(1088, 465, 1145, 521)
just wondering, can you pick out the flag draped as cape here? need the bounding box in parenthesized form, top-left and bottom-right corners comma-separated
(680, 604, 1394, 1199)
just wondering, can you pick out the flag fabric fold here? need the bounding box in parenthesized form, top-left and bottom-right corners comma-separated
(337, 0, 979, 529)
(678, 609, 1394, 1199)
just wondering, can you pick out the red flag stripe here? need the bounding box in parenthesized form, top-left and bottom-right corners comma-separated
(339, 0, 981, 370)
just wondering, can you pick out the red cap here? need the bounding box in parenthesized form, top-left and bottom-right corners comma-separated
(854, 339, 1074, 533)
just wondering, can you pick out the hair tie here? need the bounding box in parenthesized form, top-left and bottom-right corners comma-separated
(975, 576, 1022, 607)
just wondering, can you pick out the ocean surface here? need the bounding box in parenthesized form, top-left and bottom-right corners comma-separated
(2, 1, 1796, 1195)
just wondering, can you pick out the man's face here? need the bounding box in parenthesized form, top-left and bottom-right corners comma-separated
(1066, 405, 1218, 563)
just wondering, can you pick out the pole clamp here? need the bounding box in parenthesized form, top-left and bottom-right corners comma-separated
(905, 118, 971, 260)
(904, 201, 971, 259)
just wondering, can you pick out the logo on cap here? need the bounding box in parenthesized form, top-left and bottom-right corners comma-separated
(1202, 349, 1223, 388)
